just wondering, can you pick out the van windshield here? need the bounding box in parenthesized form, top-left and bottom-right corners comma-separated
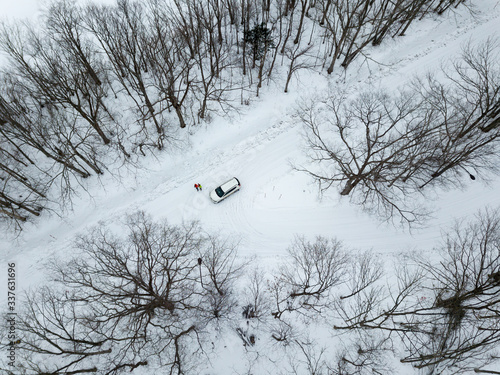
(215, 187, 225, 197)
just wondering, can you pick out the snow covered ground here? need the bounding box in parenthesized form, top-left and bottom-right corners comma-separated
(1, 0, 500, 374)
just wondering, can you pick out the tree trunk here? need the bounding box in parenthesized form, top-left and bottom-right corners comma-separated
(340, 178, 359, 196)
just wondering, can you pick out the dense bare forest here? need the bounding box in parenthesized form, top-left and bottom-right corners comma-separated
(2, 209, 500, 374)
(3, 0, 496, 228)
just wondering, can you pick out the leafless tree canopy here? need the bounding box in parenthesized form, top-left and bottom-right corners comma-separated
(3, 209, 500, 373)
(334, 208, 500, 374)
(400, 208, 500, 372)
(0, 0, 473, 226)
(6, 212, 246, 375)
(300, 39, 500, 226)
(299, 89, 433, 225)
(270, 235, 349, 319)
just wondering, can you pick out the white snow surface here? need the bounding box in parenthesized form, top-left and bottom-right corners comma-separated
(1, 1, 500, 374)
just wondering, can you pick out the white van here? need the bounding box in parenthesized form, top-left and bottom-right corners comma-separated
(210, 177, 241, 203)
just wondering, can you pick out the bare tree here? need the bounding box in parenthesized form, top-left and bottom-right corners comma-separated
(333, 261, 424, 331)
(85, 0, 166, 148)
(391, 0, 429, 38)
(144, 0, 198, 129)
(197, 233, 250, 321)
(433, 0, 467, 15)
(5, 287, 119, 375)
(271, 235, 349, 319)
(333, 208, 500, 373)
(242, 267, 271, 320)
(0, 71, 109, 224)
(177, 0, 238, 120)
(398, 208, 500, 373)
(45, 0, 104, 87)
(319, 0, 471, 73)
(43, 0, 128, 154)
(416, 39, 500, 188)
(298, 89, 433, 225)
(0, 72, 103, 178)
(323, 0, 372, 74)
(5, 212, 246, 375)
(292, 0, 310, 45)
(300, 39, 500, 225)
(283, 41, 314, 93)
(328, 332, 393, 375)
(283, 339, 329, 375)
(0, 20, 112, 145)
(339, 250, 384, 301)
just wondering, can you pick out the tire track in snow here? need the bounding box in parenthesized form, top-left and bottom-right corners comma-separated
(133, 111, 301, 237)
